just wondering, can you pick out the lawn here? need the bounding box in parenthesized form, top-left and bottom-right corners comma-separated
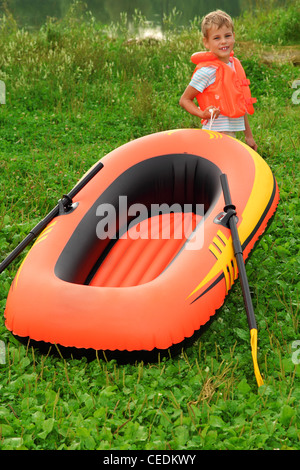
(0, 1, 299, 450)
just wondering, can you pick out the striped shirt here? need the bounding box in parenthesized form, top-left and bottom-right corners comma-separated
(189, 61, 245, 132)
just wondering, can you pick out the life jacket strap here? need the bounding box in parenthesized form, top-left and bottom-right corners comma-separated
(240, 78, 251, 86)
(246, 97, 257, 105)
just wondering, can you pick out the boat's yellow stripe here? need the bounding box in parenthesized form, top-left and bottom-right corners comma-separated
(212, 236, 224, 251)
(186, 229, 235, 299)
(187, 145, 274, 301)
(209, 244, 220, 259)
(236, 143, 274, 244)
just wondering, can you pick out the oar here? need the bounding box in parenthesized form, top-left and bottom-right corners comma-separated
(0, 160, 104, 274)
(220, 173, 264, 387)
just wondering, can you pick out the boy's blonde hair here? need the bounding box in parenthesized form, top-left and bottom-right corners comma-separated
(201, 10, 234, 38)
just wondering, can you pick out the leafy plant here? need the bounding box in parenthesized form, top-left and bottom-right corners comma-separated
(235, 0, 300, 44)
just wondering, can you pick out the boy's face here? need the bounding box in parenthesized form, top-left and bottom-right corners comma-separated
(203, 24, 235, 63)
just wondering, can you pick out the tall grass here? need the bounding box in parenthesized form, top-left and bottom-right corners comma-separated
(235, 0, 300, 44)
(0, 1, 299, 450)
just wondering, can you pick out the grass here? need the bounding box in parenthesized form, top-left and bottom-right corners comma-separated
(235, 0, 300, 45)
(0, 1, 299, 450)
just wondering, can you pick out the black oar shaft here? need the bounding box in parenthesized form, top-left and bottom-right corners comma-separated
(220, 173, 264, 387)
(220, 173, 257, 330)
(0, 161, 103, 274)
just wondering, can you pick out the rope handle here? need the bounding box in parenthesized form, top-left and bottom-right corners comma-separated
(209, 108, 216, 130)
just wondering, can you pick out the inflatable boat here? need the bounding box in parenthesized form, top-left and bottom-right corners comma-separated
(4, 129, 279, 356)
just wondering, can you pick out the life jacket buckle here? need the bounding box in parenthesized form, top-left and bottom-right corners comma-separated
(246, 97, 257, 105)
(241, 79, 250, 86)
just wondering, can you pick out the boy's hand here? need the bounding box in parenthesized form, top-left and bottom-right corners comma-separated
(202, 106, 220, 120)
(244, 115, 257, 151)
(245, 136, 258, 152)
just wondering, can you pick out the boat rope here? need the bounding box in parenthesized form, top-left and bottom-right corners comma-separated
(208, 108, 216, 130)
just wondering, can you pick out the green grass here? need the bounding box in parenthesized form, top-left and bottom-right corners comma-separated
(0, 2, 299, 450)
(234, 0, 300, 45)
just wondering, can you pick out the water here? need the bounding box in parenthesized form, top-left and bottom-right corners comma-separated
(4, 0, 247, 29)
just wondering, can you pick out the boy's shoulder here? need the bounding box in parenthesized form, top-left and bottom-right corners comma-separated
(193, 65, 218, 79)
(191, 66, 217, 89)
(195, 65, 218, 74)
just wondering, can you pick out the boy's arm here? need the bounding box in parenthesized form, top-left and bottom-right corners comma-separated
(244, 114, 258, 151)
(179, 86, 220, 120)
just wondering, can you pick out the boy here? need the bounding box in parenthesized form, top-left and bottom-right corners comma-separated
(179, 10, 257, 151)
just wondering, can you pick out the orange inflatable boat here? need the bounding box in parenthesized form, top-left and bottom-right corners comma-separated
(4, 129, 279, 356)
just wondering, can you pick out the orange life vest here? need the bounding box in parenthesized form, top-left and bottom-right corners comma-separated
(191, 51, 257, 118)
